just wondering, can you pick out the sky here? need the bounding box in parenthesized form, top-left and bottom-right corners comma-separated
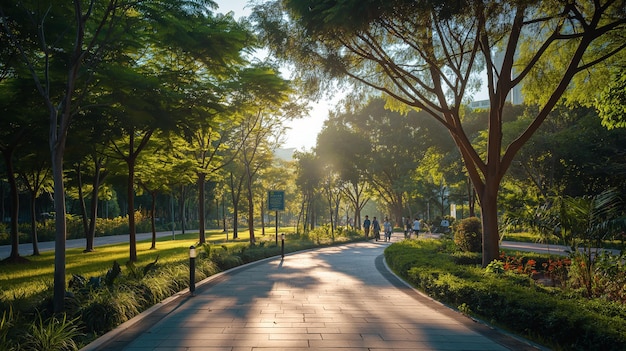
(214, 0, 327, 151)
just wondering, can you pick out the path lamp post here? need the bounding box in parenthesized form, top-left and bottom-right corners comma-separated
(281, 233, 285, 259)
(189, 245, 196, 295)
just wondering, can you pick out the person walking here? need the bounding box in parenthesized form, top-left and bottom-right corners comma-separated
(363, 215, 371, 239)
(404, 217, 411, 239)
(383, 217, 392, 242)
(372, 216, 381, 241)
(412, 218, 421, 238)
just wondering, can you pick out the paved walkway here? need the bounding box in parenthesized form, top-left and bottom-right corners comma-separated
(81, 233, 545, 351)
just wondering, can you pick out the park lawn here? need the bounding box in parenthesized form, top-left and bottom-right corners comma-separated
(0, 228, 290, 302)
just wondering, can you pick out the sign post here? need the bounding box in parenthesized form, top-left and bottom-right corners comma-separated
(268, 190, 285, 246)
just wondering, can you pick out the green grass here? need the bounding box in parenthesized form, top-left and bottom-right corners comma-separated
(0, 227, 301, 302)
(502, 231, 626, 250)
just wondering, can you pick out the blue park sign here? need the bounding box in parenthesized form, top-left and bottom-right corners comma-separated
(268, 190, 285, 211)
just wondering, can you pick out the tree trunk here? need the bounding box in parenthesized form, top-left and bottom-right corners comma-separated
(85, 162, 104, 252)
(246, 180, 255, 244)
(150, 191, 157, 250)
(479, 176, 500, 267)
(179, 185, 186, 235)
(222, 197, 227, 232)
(3, 149, 21, 261)
(198, 173, 206, 244)
(327, 194, 334, 237)
(297, 196, 305, 234)
(30, 191, 40, 256)
(52, 139, 67, 313)
(260, 199, 266, 237)
(127, 156, 137, 262)
(232, 209, 239, 239)
(229, 174, 239, 239)
(467, 176, 476, 217)
(75, 164, 89, 237)
(1, 180, 5, 227)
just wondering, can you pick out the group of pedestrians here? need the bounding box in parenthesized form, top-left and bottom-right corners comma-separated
(363, 215, 421, 242)
(363, 215, 389, 241)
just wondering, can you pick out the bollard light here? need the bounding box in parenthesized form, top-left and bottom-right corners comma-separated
(280, 234, 285, 259)
(189, 245, 196, 295)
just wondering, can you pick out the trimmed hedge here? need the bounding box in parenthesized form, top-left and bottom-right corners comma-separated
(384, 239, 626, 351)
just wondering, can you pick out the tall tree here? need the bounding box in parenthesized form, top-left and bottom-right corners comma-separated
(16, 136, 52, 257)
(136, 133, 194, 249)
(316, 111, 371, 230)
(228, 65, 297, 243)
(238, 108, 285, 244)
(293, 151, 324, 233)
(172, 11, 254, 245)
(253, 0, 626, 266)
(1, 0, 132, 312)
(0, 77, 41, 261)
(1, 0, 235, 310)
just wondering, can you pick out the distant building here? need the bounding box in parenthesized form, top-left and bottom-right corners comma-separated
(470, 49, 524, 110)
(469, 99, 491, 110)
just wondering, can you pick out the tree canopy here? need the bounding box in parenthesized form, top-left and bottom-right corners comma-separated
(253, 0, 626, 266)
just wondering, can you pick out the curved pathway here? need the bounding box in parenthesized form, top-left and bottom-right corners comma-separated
(83, 234, 544, 351)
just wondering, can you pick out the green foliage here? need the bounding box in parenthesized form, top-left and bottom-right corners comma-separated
(307, 225, 333, 245)
(485, 260, 505, 275)
(77, 289, 141, 334)
(385, 240, 626, 350)
(453, 217, 482, 252)
(22, 313, 83, 351)
(597, 68, 626, 130)
(104, 261, 122, 287)
(125, 256, 160, 279)
(201, 243, 244, 270)
(450, 251, 482, 265)
(568, 251, 626, 303)
(0, 307, 16, 351)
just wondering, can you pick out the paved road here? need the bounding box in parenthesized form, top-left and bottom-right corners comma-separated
(0, 231, 182, 259)
(82, 233, 544, 351)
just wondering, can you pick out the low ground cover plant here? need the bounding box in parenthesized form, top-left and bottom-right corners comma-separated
(384, 239, 626, 351)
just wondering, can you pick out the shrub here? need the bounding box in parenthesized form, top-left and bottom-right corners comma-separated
(568, 251, 626, 302)
(385, 239, 626, 350)
(450, 251, 482, 265)
(453, 217, 482, 252)
(78, 289, 141, 334)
